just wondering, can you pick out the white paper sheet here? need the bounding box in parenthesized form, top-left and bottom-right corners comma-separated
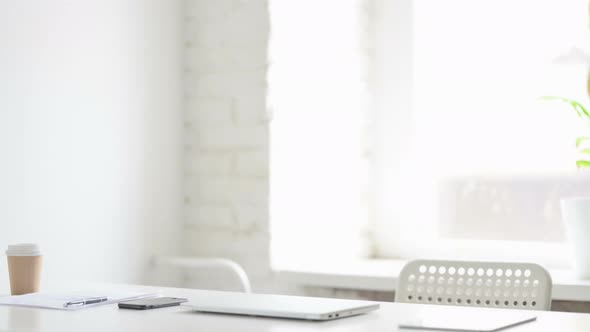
(0, 290, 159, 310)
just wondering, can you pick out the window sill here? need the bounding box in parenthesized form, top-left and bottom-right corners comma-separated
(275, 259, 590, 302)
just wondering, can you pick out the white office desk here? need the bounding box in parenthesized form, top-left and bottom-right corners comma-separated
(2, 283, 590, 331)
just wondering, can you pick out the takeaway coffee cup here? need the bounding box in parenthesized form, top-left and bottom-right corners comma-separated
(6, 244, 42, 295)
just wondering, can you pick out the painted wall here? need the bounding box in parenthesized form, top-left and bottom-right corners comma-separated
(0, 0, 183, 291)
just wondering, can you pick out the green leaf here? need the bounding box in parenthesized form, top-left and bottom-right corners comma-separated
(540, 96, 566, 101)
(576, 160, 590, 168)
(540, 96, 590, 120)
(580, 149, 590, 155)
(576, 137, 590, 148)
(540, 96, 575, 103)
(573, 101, 590, 119)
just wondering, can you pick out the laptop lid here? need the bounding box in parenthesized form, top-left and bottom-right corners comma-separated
(189, 291, 380, 320)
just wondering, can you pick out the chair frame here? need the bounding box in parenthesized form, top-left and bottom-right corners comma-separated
(152, 256, 252, 293)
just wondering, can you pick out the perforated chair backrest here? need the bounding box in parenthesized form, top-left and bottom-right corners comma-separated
(396, 260, 552, 311)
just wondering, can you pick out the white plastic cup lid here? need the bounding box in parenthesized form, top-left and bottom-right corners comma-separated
(6, 243, 42, 256)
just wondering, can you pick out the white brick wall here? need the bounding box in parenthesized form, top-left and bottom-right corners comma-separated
(183, 0, 273, 292)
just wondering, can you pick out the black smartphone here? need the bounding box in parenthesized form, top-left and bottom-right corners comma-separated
(118, 297, 188, 310)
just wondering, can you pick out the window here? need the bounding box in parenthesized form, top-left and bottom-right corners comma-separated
(373, 0, 590, 267)
(269, 0, 370, 268)
(270, 0, 590, 269)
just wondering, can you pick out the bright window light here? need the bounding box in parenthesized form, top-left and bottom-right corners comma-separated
(268, 0, 370, 267)
(270, 0, 590, 268)
(374, 0, 590, 267)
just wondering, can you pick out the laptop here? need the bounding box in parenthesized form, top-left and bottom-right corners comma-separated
(189, 290, 379, 321)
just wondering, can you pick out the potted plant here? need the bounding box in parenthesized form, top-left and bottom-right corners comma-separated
(543, 96, 590, 277)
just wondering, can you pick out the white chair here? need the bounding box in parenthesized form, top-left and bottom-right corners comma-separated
(396, 259, 552, 311)
(151, 256, 252, 293)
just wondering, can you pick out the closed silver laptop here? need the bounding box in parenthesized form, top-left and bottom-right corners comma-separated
(189, 290, 379, 321)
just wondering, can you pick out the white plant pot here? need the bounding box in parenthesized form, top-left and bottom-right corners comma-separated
(561, 197, 590, 278)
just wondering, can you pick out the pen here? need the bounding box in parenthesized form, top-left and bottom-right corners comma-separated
(64, 296, 108, 308)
